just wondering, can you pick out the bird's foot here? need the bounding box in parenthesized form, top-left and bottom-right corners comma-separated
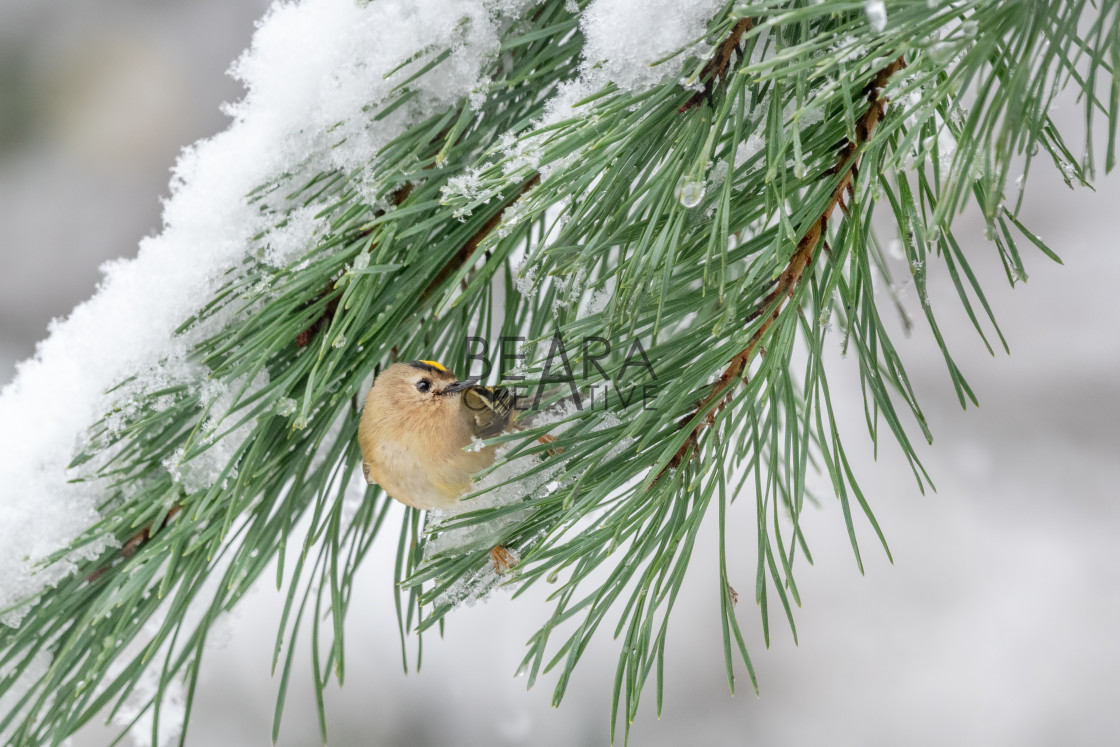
(490, 545, 518, 574)
(537, 433, 562, 457)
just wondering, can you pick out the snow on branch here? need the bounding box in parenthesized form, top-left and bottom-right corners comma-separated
(0, 0, 536, 626)
(0, 0, 732, 631)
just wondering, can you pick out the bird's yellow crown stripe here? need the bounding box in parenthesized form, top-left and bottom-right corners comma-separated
(418, 359, 447, 372)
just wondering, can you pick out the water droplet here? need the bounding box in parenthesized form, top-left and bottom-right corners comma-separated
(929, 42, 955, 65)
(674, 177, 705, 208)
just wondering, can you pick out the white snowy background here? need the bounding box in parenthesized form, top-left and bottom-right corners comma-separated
(1, 1, 1118, 745)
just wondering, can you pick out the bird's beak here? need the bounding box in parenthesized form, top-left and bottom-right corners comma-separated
(439, 379, 478, 395)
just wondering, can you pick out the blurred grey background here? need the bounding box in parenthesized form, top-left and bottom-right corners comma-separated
(2, 1, 1118, 745)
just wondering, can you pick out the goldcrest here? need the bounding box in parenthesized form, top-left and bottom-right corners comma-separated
(357, 360, 514, 510)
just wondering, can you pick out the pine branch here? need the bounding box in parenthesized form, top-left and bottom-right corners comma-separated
(425, 172, 540, 297)
(298, 182, 415, 348)
(666, 55, 908, 473)
(3, 1, 1118, 744)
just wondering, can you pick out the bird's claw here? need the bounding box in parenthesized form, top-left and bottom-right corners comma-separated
(490, 545, 517, 574)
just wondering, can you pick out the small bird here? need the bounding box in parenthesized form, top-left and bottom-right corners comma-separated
(358, 360, 521, 569)
(358, 360, 514, 509)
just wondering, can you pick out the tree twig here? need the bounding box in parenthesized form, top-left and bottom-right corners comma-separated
(297, 182, 414, 347)
(679, 17, 754, 113)
(423, 172, 540, 297)
(663, 55, 907, 474)
(87, 505, 183, 583)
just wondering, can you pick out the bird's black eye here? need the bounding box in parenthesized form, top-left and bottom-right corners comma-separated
(415, 379, 432, 393)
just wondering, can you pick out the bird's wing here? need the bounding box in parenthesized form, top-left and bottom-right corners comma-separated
(460, 385, 514, 439)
